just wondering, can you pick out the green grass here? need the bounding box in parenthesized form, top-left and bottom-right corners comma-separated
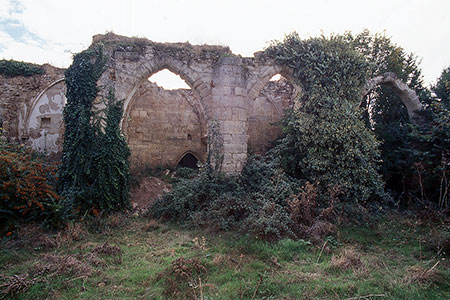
(1, 213, 449, 300)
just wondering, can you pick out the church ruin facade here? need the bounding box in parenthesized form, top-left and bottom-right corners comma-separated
(0, 33, 423, 173)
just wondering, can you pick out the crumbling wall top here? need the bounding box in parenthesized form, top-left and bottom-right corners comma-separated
(92, 32, 233, 61)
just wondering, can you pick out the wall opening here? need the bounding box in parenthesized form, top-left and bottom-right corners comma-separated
(126, 68, 205, 168)
(177, 152, 199, 169)
(148, 69, 191, 90)
(269, 74, 282, 81)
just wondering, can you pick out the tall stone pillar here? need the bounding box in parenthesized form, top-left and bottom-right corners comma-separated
(210, 57, 248, 173)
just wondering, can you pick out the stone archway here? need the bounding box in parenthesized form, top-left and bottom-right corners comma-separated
(245, 62, 301, 155)
(125, 79, 207, 168)
(363, 72, 423, 121)
(91, 33, 426, 174)
(248, 75, 299, 154)
(121, 66, 208, 142)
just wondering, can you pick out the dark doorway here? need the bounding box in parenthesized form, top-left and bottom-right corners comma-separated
(177, 153, 199, 169)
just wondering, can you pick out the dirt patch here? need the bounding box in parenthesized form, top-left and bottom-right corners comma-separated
(130, 177, 171, 214)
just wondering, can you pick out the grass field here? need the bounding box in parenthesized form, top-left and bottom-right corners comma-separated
(1, 212, 449, 299)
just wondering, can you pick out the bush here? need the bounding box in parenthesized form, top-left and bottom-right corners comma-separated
(0, 136, 63, 231)
(406, 67, 450, 209)
(0, 59, 44, 77)
(152, 154, 340, 242)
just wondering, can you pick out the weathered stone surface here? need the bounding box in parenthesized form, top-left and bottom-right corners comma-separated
(0, 64, 65, 149)
(248, 78, 296, 154)
(126, 81, 206, 167)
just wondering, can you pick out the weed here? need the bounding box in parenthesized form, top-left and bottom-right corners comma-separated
(330, 247, 364, 271)
(156, 256, 208, 299)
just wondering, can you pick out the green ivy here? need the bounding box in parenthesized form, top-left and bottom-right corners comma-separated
(58, 44, 130, 216)
(0, 59, 44, 77)
(266, 33, 386, 204)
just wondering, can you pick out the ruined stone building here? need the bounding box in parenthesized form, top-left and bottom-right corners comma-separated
(0, 33, 422, 173)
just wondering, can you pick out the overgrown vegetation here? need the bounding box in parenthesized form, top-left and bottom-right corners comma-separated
(58, 44, 131, 216)
(1, 28, 450, 299)
(1, 214, 448, 299)
(0, 133, 62, 232)
(408, 66, 450, 209)
(344, 31, 433, 207)
(0, 59, 44, 77)
(265, 33, 386, 204)
(151, 33, 390, 242)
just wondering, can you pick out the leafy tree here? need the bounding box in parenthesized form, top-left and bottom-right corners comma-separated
(433, 66, 450, 105)
(346, 31, 431, 203)
(408, 66, 450, 209)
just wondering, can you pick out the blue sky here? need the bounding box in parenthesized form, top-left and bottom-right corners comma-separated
(0, 0, 449, 87)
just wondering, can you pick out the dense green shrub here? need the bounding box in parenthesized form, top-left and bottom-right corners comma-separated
(0, 135, 63, 231)
(152, 155, 299, 240)
(0, 59, 44, 77)
(58, 44, 130, 216)
(265, 33, 386, 204)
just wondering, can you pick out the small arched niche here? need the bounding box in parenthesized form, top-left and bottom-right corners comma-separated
(177, 152, 199, 169)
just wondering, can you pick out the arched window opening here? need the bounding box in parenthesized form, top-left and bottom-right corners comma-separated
(148, 69, 190, 90)
(177, 153, 199, 169)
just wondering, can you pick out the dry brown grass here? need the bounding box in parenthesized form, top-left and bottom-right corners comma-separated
(57, 222, 87, 243)
(331, 247, 364, 271)
(156, 256, 208, 299)
(12, 224, 58, 250)
(92, 242, 122, 256)
(29, 254, 92, 279)
(0, 274, 39, 299)
(406, 262, 443, 285)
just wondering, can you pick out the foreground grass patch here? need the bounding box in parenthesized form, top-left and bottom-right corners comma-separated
(1, 213, 449, 299)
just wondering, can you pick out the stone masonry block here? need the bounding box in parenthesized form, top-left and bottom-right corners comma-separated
(234, 87, 245, 96)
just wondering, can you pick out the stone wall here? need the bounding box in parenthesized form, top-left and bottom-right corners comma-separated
(248, 78, 296, 154)
(25, 80, 65, 153)
(126, 81, 206, 167)
(0, 65, 65, 147)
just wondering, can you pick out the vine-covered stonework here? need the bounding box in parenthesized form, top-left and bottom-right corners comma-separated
(58, 44, 130, 215)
